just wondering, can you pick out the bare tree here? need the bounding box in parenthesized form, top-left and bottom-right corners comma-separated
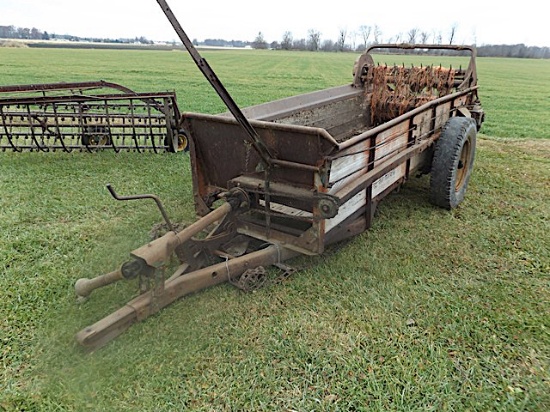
(349, 30, 358, 50)
(448, 23, 458, 45)
(292, 38, 306, 51)
(30, 27, 41, 40)
(337, 27, 347, 51)
(407, 28, 418, 44)
(0, 26, 16, 38)
(252, 32, 268, 49)
(321, 39, 335, 51)
(373, 25, 382, 44)
(307, 29, 321, 51)
(17, 27, 31, 39)
(359, 25, 372, 48)
(432, 30, 443, 44)
(281, 31, 293, 50)
(420, 31, 430, 44)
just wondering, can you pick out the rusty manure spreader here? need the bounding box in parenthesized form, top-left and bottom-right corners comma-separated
(72, 0, 485, 350)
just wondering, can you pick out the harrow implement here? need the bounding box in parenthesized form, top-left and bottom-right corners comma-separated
(0, 80, 186, 153)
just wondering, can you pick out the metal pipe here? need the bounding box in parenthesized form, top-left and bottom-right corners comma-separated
(75, 270, 124, 299)
(129, 202, 233, 267)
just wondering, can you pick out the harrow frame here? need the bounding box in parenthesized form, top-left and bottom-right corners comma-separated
(0, 80, 184, 153)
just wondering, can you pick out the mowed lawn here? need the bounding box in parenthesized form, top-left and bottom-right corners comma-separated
(0, 48, 549, 411)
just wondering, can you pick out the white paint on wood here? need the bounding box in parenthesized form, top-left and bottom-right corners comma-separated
(329, 151, 369, 183)
(258, 200, 313, 218)
(325, 190, 366, 233)
(328, 168, 365, 195)
(372, 163, 406, 197)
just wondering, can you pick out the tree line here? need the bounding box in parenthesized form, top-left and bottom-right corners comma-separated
(250, 28, 549, 59)
(2, 24, 548, 59)
(0, 25, 154, 45)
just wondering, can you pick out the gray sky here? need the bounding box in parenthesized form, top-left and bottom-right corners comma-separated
(1, 0, 548, 47)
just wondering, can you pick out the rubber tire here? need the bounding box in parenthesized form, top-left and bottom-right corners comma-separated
(430, 117, 477, 209)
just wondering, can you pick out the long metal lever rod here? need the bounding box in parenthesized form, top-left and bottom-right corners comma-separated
(106, 184, 174, 232)
(155, 0, 274, 166)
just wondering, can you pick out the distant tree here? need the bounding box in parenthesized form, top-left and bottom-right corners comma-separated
(407, 28, 418, 44)
(321, 39, 335, 52)
(336, 28, 347, 51)
(144, 36, 153, 44)
(281, 31, 293, 50)
(30, 27, 41, 40)
(42, 31, 50, 40)
(0, 26, 16, 38)
(510, 43, 528, 58)
(359, 25, 372, 48)
(349, 30, 358, 50)
(448, 23, 458, 44)
(292, 38, 306, 51)
(471, 28, 477, 46)
(270, 41, 279, 49)
(307, 29, 321, 51)
(373, 25, 382, 44)
(252, 32, 267, 49)
(420, 31, 429, 44)
(17, 27, 30, 39)
(432, 30, 443, 44)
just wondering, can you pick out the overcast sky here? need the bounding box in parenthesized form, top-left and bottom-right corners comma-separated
(1, 0, 548, 47)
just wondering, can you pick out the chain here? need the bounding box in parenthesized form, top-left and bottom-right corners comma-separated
(228, 263, 296, 292)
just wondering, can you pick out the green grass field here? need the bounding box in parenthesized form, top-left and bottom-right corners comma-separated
(1, 48, 549, 411)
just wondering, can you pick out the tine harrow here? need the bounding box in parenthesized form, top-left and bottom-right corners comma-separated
(0, 81, 185, 153)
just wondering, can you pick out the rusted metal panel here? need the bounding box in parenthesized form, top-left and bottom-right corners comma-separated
(184, 113, 338, 206)
(239, 85, 363, 123)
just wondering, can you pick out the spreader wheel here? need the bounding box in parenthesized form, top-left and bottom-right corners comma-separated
(165, 130, 189, 152)
(176, 132, 189, 152)
(430, 117, 477, 209)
